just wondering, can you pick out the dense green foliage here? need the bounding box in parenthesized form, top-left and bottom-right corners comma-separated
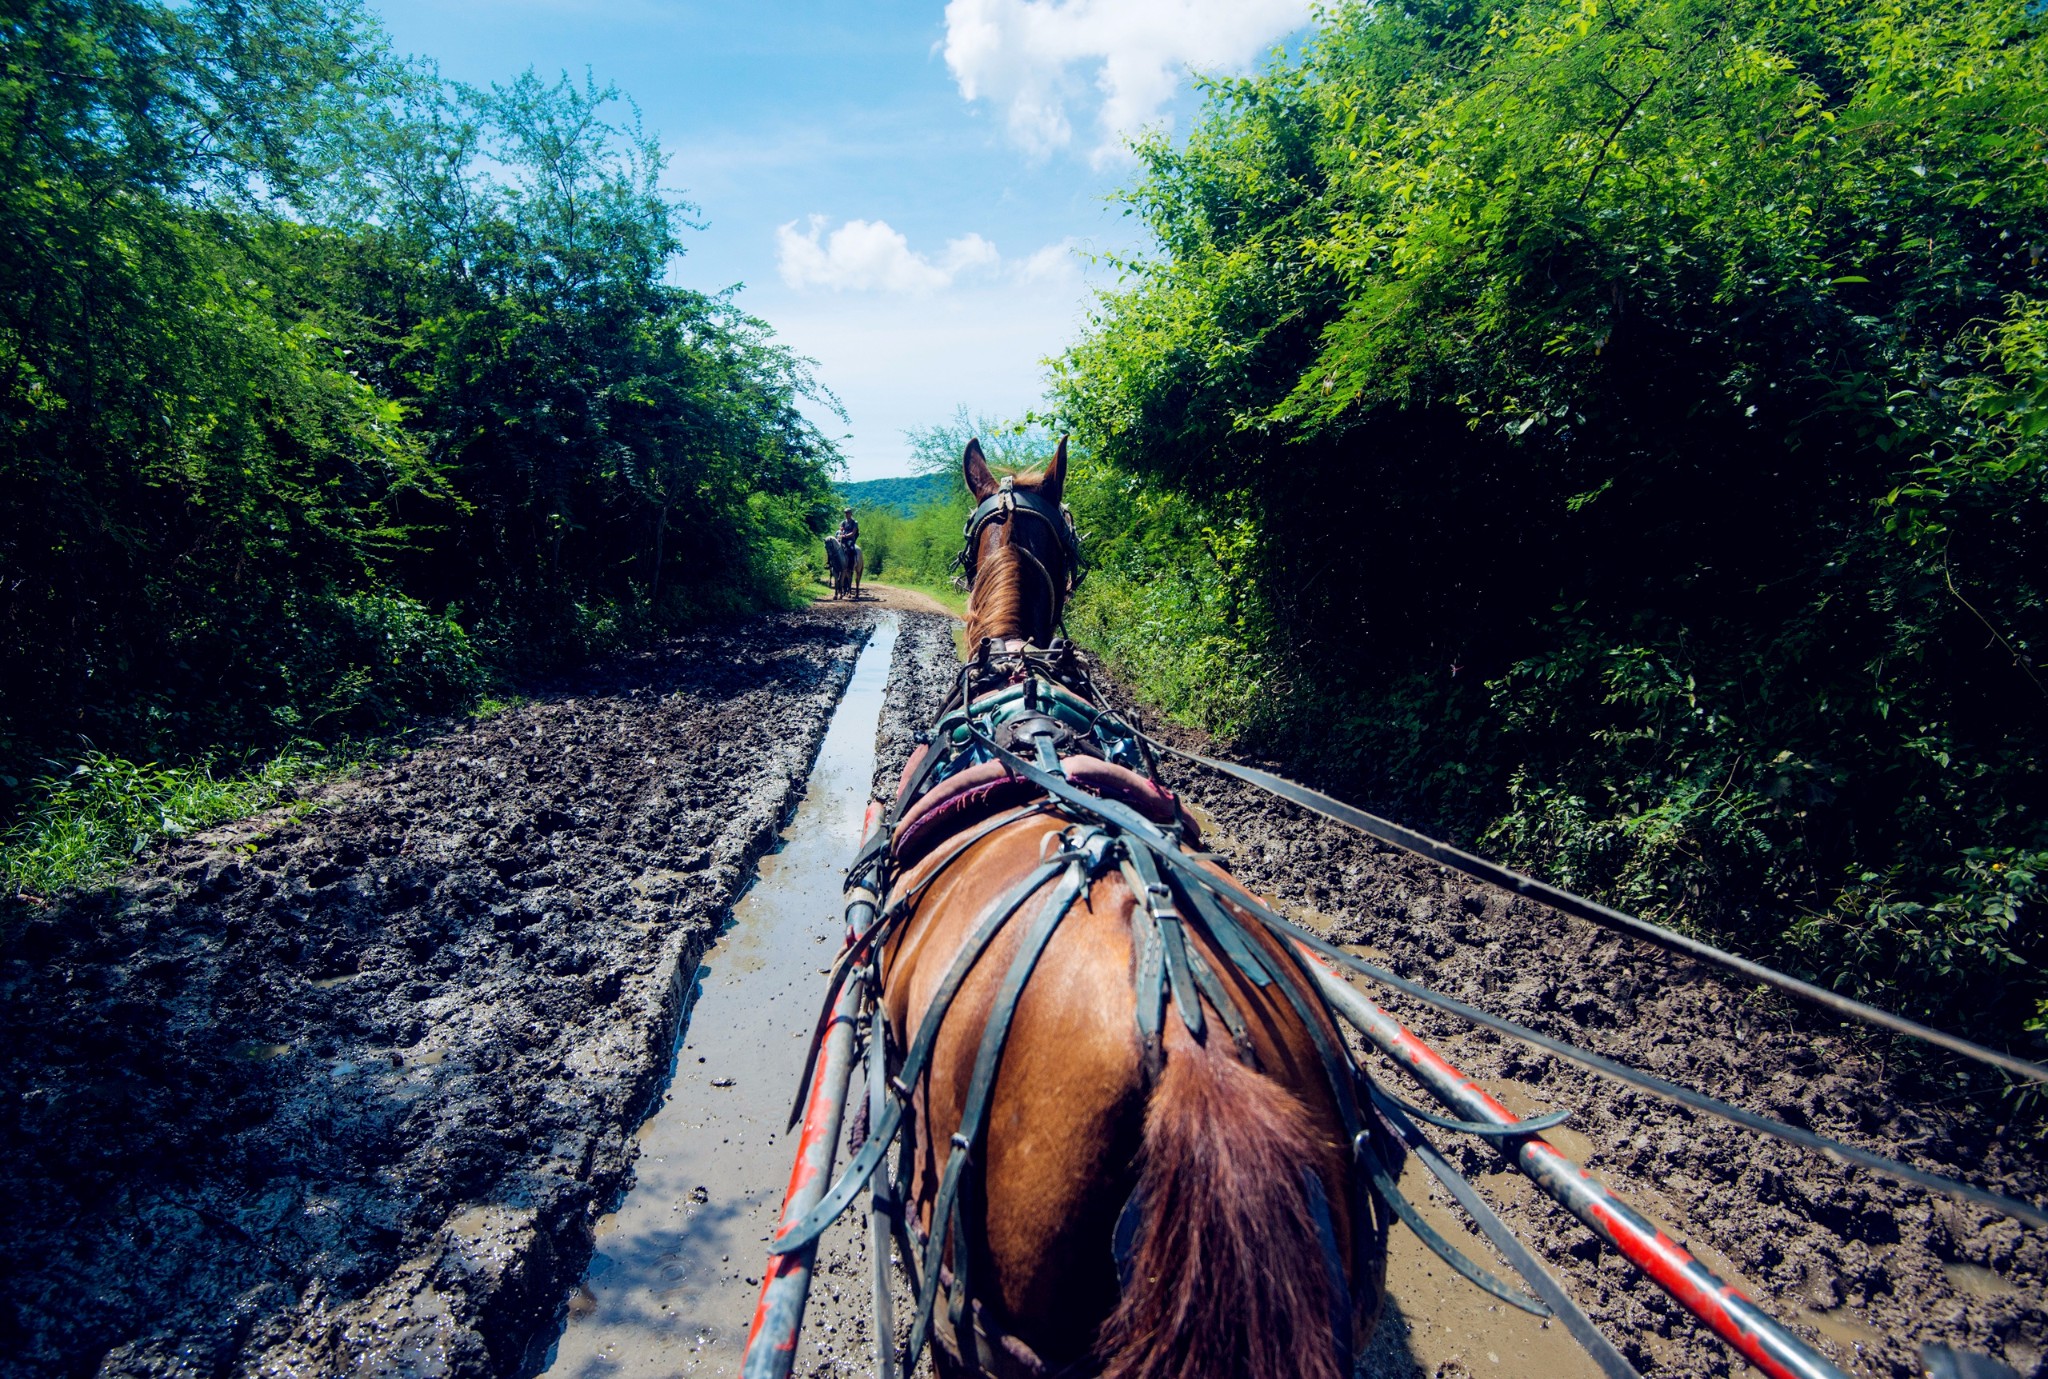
(0, 0, 838, 815)
(847, 498, 968, 587)
(1053, 0, 2048, 1047)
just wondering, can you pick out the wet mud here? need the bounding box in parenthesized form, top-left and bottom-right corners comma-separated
(541, 613, 901, 1379)
(0, 612, 879, 1379)
(1080, 662, 2045, 1379)
(6, 605, 2039, 1379)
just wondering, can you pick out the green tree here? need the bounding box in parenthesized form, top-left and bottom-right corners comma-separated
(1054, 0, 2048, 1044)
(1, 3, 839, 826)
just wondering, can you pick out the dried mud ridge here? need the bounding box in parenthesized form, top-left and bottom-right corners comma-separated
(5, 609, 2041, 1379)
(0, 611, 880, 1379)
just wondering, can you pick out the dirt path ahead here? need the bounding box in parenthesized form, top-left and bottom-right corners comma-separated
(0, 612, 881, 1379)
(812, 582, 960, 619)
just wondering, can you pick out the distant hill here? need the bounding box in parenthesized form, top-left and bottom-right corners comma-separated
(835, 472, 960, 516)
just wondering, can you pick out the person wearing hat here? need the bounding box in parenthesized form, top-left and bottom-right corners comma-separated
(835, 506, 859, 546)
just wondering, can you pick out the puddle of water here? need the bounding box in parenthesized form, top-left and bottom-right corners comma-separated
(541, 614, 899, 1379)
(1942, 1261, 2019, 1299)
(1799, 1306, 1886, 1351)
(1376, 1147, 1606, 1379)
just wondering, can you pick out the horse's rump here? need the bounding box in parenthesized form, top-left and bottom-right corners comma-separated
(881, 810, 1382, 1377)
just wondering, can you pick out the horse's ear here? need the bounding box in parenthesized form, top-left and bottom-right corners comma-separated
(963, 438, 998, 502)
(1039, 435, 1068, 504)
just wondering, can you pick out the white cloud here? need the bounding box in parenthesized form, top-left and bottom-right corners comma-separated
(776, 216, 1000, 293)
(1016, 236, 1083, 285)
(942, 0, 1312, 162)
(775, 216, 1079, 296)
(770, 278, 1095, 480)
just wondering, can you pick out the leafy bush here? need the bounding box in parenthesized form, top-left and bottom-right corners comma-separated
(0, 2, 840, 825)
(279, 594, 486, 734)
(1054, 0, 2048, 1047)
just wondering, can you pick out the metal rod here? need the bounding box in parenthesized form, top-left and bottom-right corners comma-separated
(742, 974, 863, 1379)
(1302, 952, 1850, 1379)
(868, 990, 900, 1379)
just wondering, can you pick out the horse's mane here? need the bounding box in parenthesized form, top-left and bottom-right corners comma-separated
(964, 540, 1030, 648)
(963, 470, 1052, 648)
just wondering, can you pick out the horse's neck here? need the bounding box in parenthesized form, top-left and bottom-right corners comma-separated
(965, 601, 1053, 651)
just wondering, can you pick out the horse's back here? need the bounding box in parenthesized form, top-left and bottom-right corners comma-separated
(886, 815, 1145, 1348)
(882, 812, 1370, 1373)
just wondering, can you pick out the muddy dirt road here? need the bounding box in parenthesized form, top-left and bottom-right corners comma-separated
(0, 612, 883, 1378)
(2, 607, 2040, 1379)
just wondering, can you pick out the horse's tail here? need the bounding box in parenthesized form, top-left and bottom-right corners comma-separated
(1097, 1037, 1348, 1379)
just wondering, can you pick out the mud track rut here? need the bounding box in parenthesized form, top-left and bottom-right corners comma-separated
(1, 608, 2040, 1379)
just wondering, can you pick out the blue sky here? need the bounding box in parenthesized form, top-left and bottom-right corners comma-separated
(366, 1, 1314, 480)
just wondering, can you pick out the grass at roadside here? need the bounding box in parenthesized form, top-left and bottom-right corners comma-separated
(0, 705, 510, 899)
(1, 752, 328, 898)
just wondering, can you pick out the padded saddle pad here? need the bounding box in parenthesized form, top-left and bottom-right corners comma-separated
(892, 754, 1201, 870)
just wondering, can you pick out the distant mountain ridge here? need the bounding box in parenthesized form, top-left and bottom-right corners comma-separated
(835, 472, 959, 516)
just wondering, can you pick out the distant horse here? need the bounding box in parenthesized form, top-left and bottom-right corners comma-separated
(825, 534, 863, 600)
(850, 438, 1388, 1379)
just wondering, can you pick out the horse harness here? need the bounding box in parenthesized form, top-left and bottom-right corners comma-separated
(778, 637, 1571, 1378)
(957, 476, 1085, 627)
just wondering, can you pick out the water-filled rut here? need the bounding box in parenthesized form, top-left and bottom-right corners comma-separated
(544, 613, 899, 1379)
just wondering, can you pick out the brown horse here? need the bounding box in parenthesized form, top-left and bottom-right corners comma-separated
(871, 438, 1388, 1379)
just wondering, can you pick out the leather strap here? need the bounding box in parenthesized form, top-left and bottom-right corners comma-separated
(776, 857, 1071, 1252)
(866, 989, 902, 1379)
(1377, 1087, 1574, 1139)
(1354, 1126, 1551, 1315)
(790, 804, 1052, 1131)
(904, 853, 1098, 1370)
(1125, 843, 1206, 1043)
(1119, 860, 1167, 1077)
(1135, 734, 2048, 1087)
(1183, 940, 1257, 1067)
(1370, 1086, 1643, 1379)
(1303, 1169, 1357, 1379)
